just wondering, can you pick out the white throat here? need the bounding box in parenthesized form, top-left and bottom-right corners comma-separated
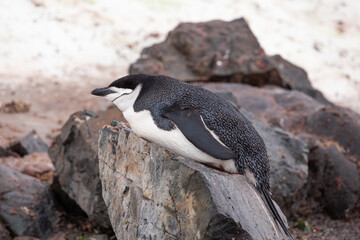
(111, 84, 142, 112)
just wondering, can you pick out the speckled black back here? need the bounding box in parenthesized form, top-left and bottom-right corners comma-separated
(110, 74, 270, 189)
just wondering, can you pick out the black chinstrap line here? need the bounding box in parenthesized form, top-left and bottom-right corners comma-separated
(112, 92, 131, 102)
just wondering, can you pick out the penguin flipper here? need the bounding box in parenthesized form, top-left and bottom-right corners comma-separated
(163, 107, 235, 160)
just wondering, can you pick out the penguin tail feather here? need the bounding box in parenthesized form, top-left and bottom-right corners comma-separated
(258, 185, 294, 240)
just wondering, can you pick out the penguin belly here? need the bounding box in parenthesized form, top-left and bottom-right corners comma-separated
(123, 108, 238, 173)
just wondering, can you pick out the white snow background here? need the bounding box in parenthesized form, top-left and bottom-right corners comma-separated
(0, 0, 359, 112)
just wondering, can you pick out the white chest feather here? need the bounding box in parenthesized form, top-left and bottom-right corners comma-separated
(122, 107, 238, 173)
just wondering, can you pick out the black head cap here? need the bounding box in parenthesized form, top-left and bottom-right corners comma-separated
(91, 74, 151, 97)
(108, 74, 151, 90)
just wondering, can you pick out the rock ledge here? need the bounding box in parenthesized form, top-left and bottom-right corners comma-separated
(98, 123, 290, 240)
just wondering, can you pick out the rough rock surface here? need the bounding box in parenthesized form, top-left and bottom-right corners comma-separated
(129, 18, 328, 104)
(98, 123, 291, 240)
(202, 82, 360, 218)
(9, 130, 48, 157)
(0, 165, 58, 238)
(48, 107, 124, 228)
(307, 105, 360, 160)
(308, 144, 360, 219)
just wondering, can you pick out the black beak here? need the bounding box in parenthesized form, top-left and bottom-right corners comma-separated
(91, 87, 116, 96)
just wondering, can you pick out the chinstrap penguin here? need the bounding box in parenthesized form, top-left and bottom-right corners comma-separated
(91, 74, 293, 239)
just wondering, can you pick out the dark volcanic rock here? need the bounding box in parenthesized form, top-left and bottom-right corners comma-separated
(130, 18, 328, 103)
(0, 165, 58, 238)
(307, 105, 360, 160)
(129, 18, 265, 81)
(9, 130, 48, 157)
(48, 107, 124, 228)
(98, 124, 290, 240)
(268, 55, 329, 104)
(308, 144, 360, 219)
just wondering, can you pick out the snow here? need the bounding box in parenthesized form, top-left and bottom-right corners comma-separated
(0, 0, 359, 112)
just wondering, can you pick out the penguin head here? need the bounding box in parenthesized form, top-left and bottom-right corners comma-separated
(91, 74, 146, 111)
